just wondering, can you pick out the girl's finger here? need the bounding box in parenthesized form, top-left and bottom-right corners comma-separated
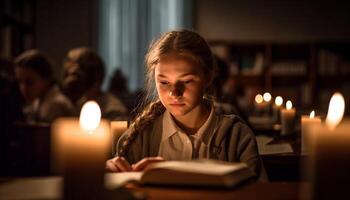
(106, 159, 120, 172)
(133, 157, 164, 171)
(114, 157, 132, 172)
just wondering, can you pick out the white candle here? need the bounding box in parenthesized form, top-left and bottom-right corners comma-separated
(52, 101, 110, 199)
(301, 110, 321, 154)
(306, 120, 350, 200)
(307, 93, 348, 199)
(110, 121, 128, 156)
(272, 96, 283, 124)
(280, 100, 296, 136)
(263, 92, 272, 115)
(254, 94, 264, 115)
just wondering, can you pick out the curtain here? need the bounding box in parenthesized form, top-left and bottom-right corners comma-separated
(98, 0, 193, 91)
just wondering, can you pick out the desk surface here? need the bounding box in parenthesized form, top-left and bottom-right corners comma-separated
(0, 177, 305, 200)
(136, 182, 303, 200)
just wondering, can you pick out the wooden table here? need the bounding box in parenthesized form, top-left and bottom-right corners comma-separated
(134, 182, 304, 200)
(253, 121, 307, 181)
(0, 176, 306, 200)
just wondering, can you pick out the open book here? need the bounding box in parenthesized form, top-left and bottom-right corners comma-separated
(105, 159, 255, 188)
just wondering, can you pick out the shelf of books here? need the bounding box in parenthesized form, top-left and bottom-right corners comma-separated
(1, 0, 36, 59)
(209, 41, 350, 113)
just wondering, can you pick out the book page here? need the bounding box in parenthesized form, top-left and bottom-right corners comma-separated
(146, 160, 247, 175)
(256, 135, 293, 155)
(105, 172, 143, 189)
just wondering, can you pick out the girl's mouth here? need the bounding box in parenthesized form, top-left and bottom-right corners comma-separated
(170, 103, 185, 106)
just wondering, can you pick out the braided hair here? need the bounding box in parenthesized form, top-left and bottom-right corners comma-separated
(119, 29, 217, 157)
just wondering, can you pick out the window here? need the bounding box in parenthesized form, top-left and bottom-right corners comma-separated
(98, 0, 193, 91)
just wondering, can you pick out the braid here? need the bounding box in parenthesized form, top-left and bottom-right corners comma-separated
(119, 100, 165, 157)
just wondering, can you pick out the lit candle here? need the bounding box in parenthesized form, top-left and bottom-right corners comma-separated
(52, 101, 110, 199)
(307, 92, 349, 200)
(272, 96, 283, 124)
(301, 110, 321, 154)
(263, 92, 272, 115)
(280, 100, 296, 136)
(254, 94, 264, 115)
(110, 121, 128, 156)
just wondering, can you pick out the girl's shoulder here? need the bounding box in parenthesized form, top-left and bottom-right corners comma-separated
(213, 107, 245, 124)
(213, 111, 254, 137)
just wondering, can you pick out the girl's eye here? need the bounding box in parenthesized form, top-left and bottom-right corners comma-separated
(159, 81, 169, 85)
(183, 80, 193, 84)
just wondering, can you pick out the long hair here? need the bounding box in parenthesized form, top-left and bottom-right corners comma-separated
(14, 49, 53, 81)
(119, 29, 217, 157)
(62, 47, 105, 103)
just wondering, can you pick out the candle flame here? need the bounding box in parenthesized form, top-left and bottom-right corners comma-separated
(309, 110, 315, 119)
(326, 92, 345, 131)
(255, 94, 263, 104)
(275, 96, 283, 106)
(79, 101, 101, 132)
(263, 92, 272, 102)
(286, 100, 292, 110)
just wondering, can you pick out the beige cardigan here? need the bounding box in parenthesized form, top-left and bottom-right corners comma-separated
(117, 111, 268, 181)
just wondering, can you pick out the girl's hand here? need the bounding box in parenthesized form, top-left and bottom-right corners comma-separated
(106, 156, 132, 172)
(132, 156, 165, 171)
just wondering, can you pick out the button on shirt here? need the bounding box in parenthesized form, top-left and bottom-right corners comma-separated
(158, 107, 216, 161)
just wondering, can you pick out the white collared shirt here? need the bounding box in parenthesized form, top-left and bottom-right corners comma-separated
(158, 106, 215, 160)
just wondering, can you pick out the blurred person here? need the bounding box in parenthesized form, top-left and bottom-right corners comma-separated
(212, 55, 250, 126)
(14, 49, 76, 123)
(108, 69, 135, 110)
(62, 47, 129, 120)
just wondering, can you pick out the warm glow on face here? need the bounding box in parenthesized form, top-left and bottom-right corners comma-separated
(255, 94, 263, 104)
(79, 101, 101, 132)
(263, 92, 272, 102)
(326, 92, 345, 130)
(275, 96, 283, 106)
(309, 110, 315, 119)
(286, 100, 292, 110)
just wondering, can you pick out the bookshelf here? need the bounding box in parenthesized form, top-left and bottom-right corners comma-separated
(209, 41, 350, 114)
(315, 42, 350, 114)
(0, 0, 36, 59)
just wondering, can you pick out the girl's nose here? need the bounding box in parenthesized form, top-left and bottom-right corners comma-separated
(168, 83, 184, 97)
(168, 89, 181, 97)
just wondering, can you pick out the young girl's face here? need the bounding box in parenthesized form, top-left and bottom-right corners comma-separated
(15, 67, 48, 103)
(155, 56, 209, 118)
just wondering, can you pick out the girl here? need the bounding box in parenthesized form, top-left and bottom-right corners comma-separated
(106, 30, 267, 181)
